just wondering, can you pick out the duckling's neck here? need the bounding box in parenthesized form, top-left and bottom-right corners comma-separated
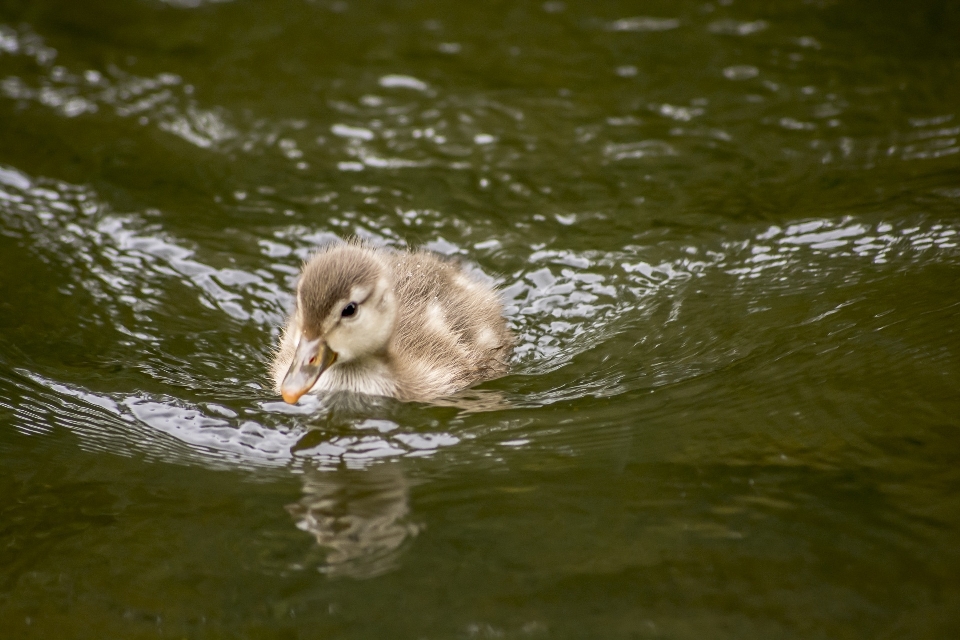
(311, 352, 399, 398)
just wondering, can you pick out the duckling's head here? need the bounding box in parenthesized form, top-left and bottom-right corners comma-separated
(280, 244, 397, 403)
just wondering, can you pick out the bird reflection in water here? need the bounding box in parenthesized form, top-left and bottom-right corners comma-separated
(286, 462, 419, 578)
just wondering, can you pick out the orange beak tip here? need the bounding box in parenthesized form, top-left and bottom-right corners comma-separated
(281, 389, 304, 404)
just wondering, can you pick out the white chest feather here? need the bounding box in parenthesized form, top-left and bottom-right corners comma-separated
(309, 360, 397, 398)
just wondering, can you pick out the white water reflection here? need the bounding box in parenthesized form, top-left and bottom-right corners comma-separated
(607, 17, 680, 33)
(0, 21, 540, 178)
(725, 217, 960, 277)
(378, 74, 430, 92)
(708, 19, 768, 36)
(0, 164, 287, 330)
(0, 25, 234, 147)
(14, 368, 465, 470)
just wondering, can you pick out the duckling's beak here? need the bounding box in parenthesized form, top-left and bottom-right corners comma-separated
(280, 336, 338, 404)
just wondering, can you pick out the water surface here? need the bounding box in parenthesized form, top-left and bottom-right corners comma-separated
(2, 0, 959, 638)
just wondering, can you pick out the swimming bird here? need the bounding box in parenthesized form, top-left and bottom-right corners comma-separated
(272, 240, 514, 403)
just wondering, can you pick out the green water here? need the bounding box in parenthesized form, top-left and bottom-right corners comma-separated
(2, 0, 959, 637)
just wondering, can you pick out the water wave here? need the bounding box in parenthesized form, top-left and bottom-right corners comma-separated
(4, 159, 958, 472)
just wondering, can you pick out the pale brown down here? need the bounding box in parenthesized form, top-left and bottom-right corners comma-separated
(271, 240, 514, 401)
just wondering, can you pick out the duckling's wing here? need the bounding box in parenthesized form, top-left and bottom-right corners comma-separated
(389, 250, 514, 397)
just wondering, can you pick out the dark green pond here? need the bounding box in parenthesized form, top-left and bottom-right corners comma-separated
(2, 0, 959, 637)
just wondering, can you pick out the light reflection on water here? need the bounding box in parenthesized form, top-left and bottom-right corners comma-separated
(3, 160, 958, 474)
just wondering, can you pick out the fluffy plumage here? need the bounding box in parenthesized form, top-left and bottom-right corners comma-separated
(271, 240, 514, 402)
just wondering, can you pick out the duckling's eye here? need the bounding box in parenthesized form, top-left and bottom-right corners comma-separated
(341, 302, 358, 318)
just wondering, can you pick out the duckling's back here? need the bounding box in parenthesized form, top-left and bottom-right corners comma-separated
(388, 250, 514, 400)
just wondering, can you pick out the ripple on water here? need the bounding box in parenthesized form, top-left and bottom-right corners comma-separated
(0, 25, 234, 146)
(8, 368, 466, 472)
(0, 164, 289, 332)
(4, 157, 960, 469)
(4, 1, 960, 473)
(0, 15, 788, 234)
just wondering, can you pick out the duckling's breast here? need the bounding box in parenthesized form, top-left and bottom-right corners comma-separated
(310, 360, 398, 397)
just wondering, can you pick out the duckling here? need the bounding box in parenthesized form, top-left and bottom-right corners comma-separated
(272, 239, 514, 403)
